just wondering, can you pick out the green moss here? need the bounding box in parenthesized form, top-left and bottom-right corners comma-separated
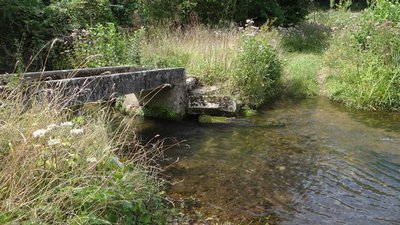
(242, 107, 258, 117)
(143, 105, 180, 120)
(198, 115, 231, 124)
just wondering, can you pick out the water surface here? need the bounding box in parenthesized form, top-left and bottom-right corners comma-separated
(140, 98, 400, 224)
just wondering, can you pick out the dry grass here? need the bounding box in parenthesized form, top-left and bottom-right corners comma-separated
(142, 25, 240, 85)
(0, 81, 168, 224)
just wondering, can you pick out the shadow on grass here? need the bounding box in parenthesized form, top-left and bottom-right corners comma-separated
(279, 22, 331, 54)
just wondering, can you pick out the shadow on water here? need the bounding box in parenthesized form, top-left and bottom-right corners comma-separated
(138, 97, 400, 225)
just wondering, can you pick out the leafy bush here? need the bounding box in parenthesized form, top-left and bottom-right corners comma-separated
(141, 25, 283, 107)
(0, 0, 56, 72)
(232, 37, 282, 107)
(0, 0, 148, 72)
(58, 0, 115, 28)
(109, 0, 146, 27)
(70, 23, 144, 68)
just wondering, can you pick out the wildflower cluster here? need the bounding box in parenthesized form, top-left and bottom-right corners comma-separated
(239, 19, 260, 37)
(33, 121, 84, 145)
(28, 120, 102, 172)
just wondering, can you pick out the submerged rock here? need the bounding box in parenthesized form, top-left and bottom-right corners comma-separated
(188, 95, 237, 116)
(198, 115, 233, 124)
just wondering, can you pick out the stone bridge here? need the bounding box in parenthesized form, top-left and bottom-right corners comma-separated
(0, 66, 236, 118)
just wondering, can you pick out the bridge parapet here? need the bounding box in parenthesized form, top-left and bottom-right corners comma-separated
(1, 66, 187, 117)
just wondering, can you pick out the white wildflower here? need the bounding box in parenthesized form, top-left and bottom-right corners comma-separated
(86, 157, 97, 163)
(60, 121, 73, 127)
(46, 123, 59, 130)
(48, 139, 61, 146)
(70, 128, 84, 135)
(246, 19, 254, 25)
(33, 129, 49, 138)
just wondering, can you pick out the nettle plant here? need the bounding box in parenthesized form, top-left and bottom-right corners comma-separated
(232, 34, 282, 107)
(70, 23, 145, 68)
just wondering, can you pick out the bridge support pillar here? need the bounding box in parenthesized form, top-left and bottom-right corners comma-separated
(124, 83, 187, 119)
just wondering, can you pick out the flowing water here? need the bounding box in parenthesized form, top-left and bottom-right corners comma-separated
(139, 97, 400, 224)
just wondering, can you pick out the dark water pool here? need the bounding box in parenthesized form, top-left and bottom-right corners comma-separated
(139, 98, 400, 224)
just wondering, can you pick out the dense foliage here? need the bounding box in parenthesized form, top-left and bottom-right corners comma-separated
(145, 0, 311, 26)
(0, 0, 311, 73)
(325, 0, 400, 110)
(68, 23, 144, 68)
(232, 37, 282, 106)
(0, 0, 140, 72)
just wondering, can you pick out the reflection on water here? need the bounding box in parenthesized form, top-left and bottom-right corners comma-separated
(139, 97, 400, 224)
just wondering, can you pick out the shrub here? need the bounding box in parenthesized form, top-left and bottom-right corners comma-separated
(109, 0, 146, 27)
(141, 25, 283, 107)
(69, 23, 144, 68)
(232, 37, 282, 107)
(0, 0, 122, 72)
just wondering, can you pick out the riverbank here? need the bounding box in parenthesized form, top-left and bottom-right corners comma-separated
(141, 22, 283, 108)
(141, 1, 399, 112)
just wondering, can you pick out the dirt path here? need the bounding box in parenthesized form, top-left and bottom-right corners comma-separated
(317, 67, 330, 97)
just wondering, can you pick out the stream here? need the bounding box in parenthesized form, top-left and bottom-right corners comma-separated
(139, 97, 400, 224)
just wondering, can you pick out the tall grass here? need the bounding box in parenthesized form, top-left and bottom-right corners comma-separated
(282, 53, 322, 98)
(0, 82, 169, 224)
(324, 0, 400, 110)
(279, 22, 331, 53)
(142, 24, 283, 107)
(141, 25, 239, 85)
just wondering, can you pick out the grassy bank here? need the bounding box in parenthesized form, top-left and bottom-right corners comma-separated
(0, 86, 168, 224)
(323, 1, 400, 111)
(138, 20, 329, 105)
(141, 24, 283, 107)
(282, 53, 323, 99)
(46, 2, 400, 112)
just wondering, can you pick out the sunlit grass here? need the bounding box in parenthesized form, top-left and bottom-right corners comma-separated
(0, 84, 168, 224)
(282, 53, 322, 99)
(142, 25, 239, 85)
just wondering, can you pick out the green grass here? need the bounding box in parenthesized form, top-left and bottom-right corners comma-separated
(323, 1, 400, 111)
(282, 53, 323, 99)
